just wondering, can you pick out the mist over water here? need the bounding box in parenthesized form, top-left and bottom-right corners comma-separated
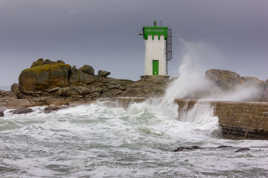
(1, 42, 268, 177)
(165, 41, 263, 102)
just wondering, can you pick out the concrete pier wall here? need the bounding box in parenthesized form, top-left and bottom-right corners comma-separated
(110, 97, 268, 139)
(176, 99, 268, 139)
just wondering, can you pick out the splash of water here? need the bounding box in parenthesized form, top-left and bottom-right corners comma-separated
(164, 41, 262, 102)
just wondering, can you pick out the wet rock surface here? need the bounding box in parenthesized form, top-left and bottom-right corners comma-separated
(235, 148, 250, 152)
(173, 146, 201, 152)
(11, 108, 33, 114)
(0, 107, 5, 117)
(173, 145, 254, 153)
(44, 105, 64, 113)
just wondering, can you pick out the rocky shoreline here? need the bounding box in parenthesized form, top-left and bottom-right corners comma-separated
(0, 58, 171, 116)
(2, 58, 268, 122)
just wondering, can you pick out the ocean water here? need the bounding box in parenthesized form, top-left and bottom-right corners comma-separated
(1, 99, 268, 178)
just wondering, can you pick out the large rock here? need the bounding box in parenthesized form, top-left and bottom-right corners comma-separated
(19, 59, 71, 93)
(12, 108, 33, 114)
(205, 69, 243, 91)
(44, 105, 63, 113)
(121, 76, 169, 97)
(69, 66, 96, 85)
(98, 70, 111, 78)
(0, 107, 6, 117)
(241, 76, 264, 88)
(79, 65, 94, 75)
(206, 69, 265, 101)
(11, 83, 24, 99)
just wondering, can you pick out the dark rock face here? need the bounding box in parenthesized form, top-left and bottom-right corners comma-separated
(121, 76, 170, 97)
(173, 146, 201, 152)
(69, 66, 96, 85)
(44, 105, 62, 113)
(0, 107, 5, 117)
(12, 108, 33, 114)
(79, 65, 94, 75)
(11, 83, 24, 99)
(19, 60, 71, 93)
(235, 148, 250, 152)
(98, 70, 111, 78)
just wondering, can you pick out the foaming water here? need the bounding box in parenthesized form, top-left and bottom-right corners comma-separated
(1, 100, 268, 177)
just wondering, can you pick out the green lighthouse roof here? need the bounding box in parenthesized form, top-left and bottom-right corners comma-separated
(143, 24, 168, 40)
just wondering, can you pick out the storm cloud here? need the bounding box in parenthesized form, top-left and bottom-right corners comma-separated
(0, 0, 268, 87)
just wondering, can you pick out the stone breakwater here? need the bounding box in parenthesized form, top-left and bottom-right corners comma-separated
(176, 99, 268, 139)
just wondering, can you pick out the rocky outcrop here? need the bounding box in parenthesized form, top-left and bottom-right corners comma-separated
(16, 59, 170, 102)
(206, 69, 244, 90)
(19, 60, 71, 93)
(98, 70, 111, 78)
(206, 69, 265, 101)
(11, 83, 24, 99)
(121, 76, 169, 97)
(0, 58, 170, 109)
(69, 66, 96, 85)
(79, 65, 95, 75)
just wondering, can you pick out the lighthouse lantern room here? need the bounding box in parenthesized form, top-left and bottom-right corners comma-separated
(141, 21, 172, 76)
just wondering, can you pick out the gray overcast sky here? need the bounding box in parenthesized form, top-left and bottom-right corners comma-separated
(0, 0, 268, 87)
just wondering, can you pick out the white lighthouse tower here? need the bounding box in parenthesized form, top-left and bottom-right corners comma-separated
(141, 21, 172, 76)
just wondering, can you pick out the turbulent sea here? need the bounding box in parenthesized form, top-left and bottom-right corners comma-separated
(1, 99, 268, 178)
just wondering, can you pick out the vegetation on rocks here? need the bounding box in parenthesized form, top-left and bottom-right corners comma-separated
(11, 58, 170, 107)
(19, 61, 71, 93)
